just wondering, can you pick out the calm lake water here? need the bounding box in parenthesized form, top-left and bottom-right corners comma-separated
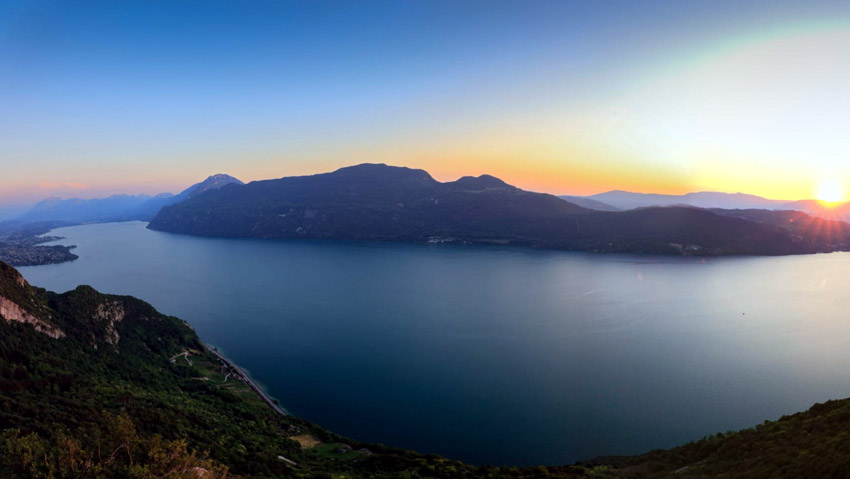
(19, 221, 850, 465)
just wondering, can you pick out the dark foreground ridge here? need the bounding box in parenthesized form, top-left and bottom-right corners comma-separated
(149, 163, 850, 256)
(3, 260, 850, 478)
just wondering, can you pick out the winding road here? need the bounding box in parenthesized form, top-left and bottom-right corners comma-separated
(207, 347, 288, 416)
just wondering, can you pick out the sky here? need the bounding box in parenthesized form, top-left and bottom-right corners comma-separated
(1, 0, 849, 206)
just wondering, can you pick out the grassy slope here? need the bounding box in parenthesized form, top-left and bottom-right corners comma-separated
(601, 398, 850, 479)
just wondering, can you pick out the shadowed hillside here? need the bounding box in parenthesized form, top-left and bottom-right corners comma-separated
(149, 164, 850, 256)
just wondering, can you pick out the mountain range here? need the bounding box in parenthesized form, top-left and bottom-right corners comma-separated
(567, 190, 850, 225)
(13, 174, 243, 224)
(776, 199, 850, 224)
(148, 164, 850, 256)
(558, 195, 621, 211)
(10, 171, 850, 232)
(575, 190, 789, 211)
(7, 165, 850, 259)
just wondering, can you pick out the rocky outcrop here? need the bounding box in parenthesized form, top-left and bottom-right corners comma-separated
(0, 295, 64, 339)
(0, 261, 202, 361)
(95, 300, 126, 345)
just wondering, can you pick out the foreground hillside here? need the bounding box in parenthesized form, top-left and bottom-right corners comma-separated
(602, 397, 850, 478)
(149, 164, 850, 256)
(4, 259, 850, 478)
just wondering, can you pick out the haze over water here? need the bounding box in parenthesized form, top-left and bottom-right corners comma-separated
(20, 221, 850, 465)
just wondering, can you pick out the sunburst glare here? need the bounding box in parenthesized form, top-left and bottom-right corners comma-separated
(815, 179, 845, 204)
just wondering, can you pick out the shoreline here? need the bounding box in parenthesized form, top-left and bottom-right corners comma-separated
(24, 219, 850, 261)
(206, 345, 288, 416)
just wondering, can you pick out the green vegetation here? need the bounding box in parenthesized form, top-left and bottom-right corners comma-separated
(189, 354, 259, 403)
(601, 398, 850, 478)
(1, 421, 229, 479)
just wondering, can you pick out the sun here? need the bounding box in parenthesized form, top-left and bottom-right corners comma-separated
(815, 179, 844, 204)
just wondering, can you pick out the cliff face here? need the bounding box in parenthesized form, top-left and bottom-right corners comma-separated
(0, 261, 63, 338)
(94, 300, 125, 346)
(0, 261, 199, 352)
(0, 295, 64, 339)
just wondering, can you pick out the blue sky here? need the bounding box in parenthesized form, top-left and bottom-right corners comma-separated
(1, 0, 849, 205)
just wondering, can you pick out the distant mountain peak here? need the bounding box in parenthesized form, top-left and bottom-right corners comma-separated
(450, 174, 510, 190)
(180, 173, 244, 199)
(587, 190, 789, 211)
(199, 173, 243, 186)
(34, 197, 63, 205)
(330, 163, 438, 186)
(15, 174, 246, 224)
(334, 163, 425, 174)
(205, 173, 242, 182)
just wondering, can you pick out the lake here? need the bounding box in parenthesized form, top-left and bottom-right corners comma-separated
(18, 221, 850, 466)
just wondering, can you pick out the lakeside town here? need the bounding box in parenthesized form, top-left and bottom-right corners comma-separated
(0, 236, 77, 267)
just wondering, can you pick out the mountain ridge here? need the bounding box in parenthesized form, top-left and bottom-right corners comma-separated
(577, 189, 850, 225)
(584, 190, 791, 210)
(14, 174, 243, 224)
(149, 163, 850, 256)
(0, 174, 245, 267)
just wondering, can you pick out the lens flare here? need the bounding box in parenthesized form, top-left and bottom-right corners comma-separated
(815, 179, 844, 204)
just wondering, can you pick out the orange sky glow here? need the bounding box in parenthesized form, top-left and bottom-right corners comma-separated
(1, 4, 848, 206)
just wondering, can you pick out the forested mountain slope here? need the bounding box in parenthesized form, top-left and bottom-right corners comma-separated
(149, 164, 850, 256)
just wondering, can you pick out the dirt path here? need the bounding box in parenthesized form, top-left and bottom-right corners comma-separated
(171, 351, 193, 365)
